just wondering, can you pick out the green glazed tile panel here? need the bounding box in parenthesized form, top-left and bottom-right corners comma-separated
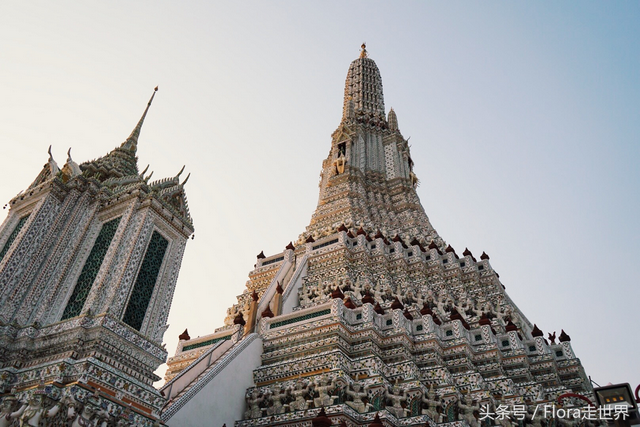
(122, 230, 169, 331)
(0, 214, 30, 262)
(62, 217, 121, 320)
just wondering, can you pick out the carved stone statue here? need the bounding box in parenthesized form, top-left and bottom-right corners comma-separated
(345, 382, 370, 413)
(421, 386, 442, 423)
(18, 392, 61, 427)
(67, 392, 107, 427)
(267, 387, 289, 415)
(289, 381, 310, 412)
(245, 389, 265, 419)
(313, 377, 335, 408)
(386, 384, 407, 418)
(0, 395, 26, 427)
(457, 394, 479, 427)
(403, 291, 416, 306)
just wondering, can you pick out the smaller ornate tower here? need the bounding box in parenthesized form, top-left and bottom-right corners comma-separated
(0, 88, 194, 426)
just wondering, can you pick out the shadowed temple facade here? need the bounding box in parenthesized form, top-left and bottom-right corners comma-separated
(0, 46, 592, 427)
(160, 46, 592, 426)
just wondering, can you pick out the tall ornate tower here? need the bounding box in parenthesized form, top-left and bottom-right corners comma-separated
(161, 46, 592, 427)
(0, 88, 194, 426)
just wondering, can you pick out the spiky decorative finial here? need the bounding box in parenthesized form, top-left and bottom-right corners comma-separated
(47, 145, 60, 175)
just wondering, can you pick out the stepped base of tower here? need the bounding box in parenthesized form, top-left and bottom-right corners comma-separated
(237, 406, 455, 427)
(162, 227, 592, 427)
(0, 313, 167, 425)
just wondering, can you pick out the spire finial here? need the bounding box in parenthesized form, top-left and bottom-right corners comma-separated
(360, 42, 368, 58)
(121, 86, 158, 152)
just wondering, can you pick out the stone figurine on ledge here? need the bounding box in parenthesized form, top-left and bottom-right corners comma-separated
(457, 394, 480, 427)
(66, 391, 110, 427)
(421, 386, 442, 423)
(345, 381, 371, 413)
(385, 384, 408, 418)
(0, 395, 26, 427)
(18, 389, 62, 427)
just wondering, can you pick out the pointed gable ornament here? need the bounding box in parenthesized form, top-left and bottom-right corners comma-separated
(374, 303, 385, 315)
(261, 306, 274, 318)
(312, 407, 332, 427)
(233, 312, 246, 326)
(344, 297, 356, 309)
(391, 297, 404, 310)
(369, 413, 384, 427)
(531, 324, 544, 337)
(420, 303, 433, 316)
(362, 289, 375, 305)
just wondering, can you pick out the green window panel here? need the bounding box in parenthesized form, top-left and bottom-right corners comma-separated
(0, 214, 30, 262)
(269, 309, 331, 329)
(62, 217, 121, 320)
(182, 335, 231, 352)
(122, 230, 169, 331)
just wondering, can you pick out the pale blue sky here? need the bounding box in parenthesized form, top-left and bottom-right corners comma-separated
(0, 2, 638, 388)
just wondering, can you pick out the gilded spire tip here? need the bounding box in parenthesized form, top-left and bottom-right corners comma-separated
(360, 43, 368, 58)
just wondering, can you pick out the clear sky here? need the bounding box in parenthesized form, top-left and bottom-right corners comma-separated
(1, 2, 638, 390)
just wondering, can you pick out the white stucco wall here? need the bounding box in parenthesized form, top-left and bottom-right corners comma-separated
(165, 334, 263, 427)
(280, 257, 307, 315)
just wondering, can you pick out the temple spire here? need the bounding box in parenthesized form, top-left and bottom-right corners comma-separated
(121, 86, 158, 152)
(342, 45, 385, 123)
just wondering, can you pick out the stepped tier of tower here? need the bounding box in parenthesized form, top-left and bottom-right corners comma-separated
(238, 296, 585, 426)
(165, 230, 589, 426)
